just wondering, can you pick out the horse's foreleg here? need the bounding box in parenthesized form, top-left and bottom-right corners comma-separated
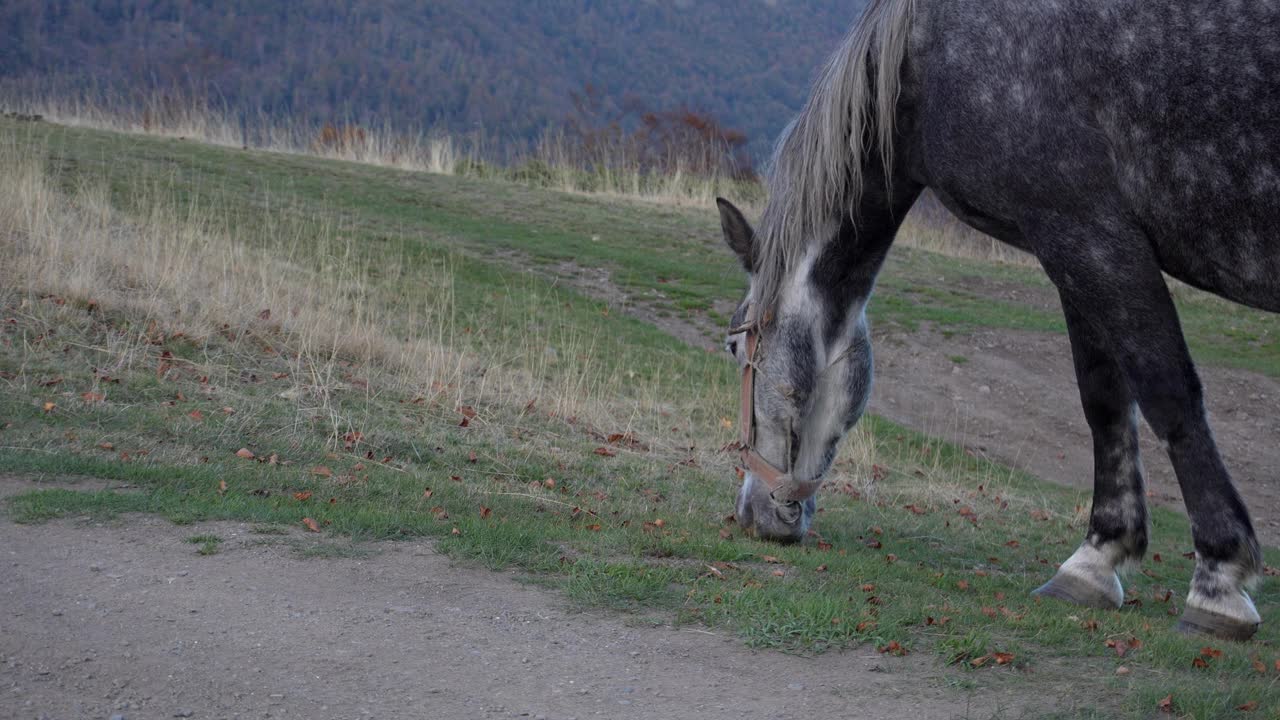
(1030, 214, 1261, 641)
(1034, 301, 1146, 609)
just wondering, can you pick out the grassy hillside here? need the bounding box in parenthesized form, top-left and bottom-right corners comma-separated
(3, 117, 1280, 718)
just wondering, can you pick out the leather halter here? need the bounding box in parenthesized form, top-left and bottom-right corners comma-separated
(734, 309, 824, 503)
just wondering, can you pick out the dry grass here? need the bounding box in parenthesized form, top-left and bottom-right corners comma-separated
(0, 138, 590, 433)
(0, 135, 749, 475)
(0, 130, 909, 505)
(3, 91, 1031, 264)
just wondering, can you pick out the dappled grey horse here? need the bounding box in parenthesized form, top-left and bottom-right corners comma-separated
(718, 0, 1278, 641)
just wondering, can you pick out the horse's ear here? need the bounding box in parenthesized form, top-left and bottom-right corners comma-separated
(716, 197, 755, 272)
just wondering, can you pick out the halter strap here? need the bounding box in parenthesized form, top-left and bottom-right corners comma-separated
(735, 310, 823, 503)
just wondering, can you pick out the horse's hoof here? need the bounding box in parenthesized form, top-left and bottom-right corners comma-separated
(1032, 571, 1122, 610)
(1177, 601, 1260, 642)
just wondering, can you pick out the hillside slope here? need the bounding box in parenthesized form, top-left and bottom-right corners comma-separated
(4, 117, 1280, 718)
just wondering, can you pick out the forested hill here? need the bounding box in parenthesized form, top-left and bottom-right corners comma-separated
(1, 1, 867, 157)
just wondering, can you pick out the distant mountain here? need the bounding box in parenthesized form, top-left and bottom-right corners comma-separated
(0, 1, 867, 158)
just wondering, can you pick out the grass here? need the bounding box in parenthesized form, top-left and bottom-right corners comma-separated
(3, 116, 1280, 718)
(186, 533, 224, 555)
(12, 112, 1278, 374)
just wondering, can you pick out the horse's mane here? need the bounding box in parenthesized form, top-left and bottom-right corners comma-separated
(753, 0, 915, 314)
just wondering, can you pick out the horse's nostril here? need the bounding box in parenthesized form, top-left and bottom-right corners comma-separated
(774, 499, 801, 525)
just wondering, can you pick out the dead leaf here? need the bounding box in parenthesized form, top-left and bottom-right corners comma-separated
(451, 527, 461, 536)
(423, 488, 433, 498)
(293, 491, 313, 501)
(1236, 701, 1259, 712)
(969, 655, 990, 668)
(188, 409, 204, 421)
(1192, 657, 1208, 669)
(458, 405, 477, 419)
(903, 504, 926, 515)
(861, 583, 876, 592)
(468, 450, 478, 463)
(311, 466, 332, 477)
(218, 479, 227, 495)
(1106, 637, 1142, 658)
(761, 555, 782, 564)
(235, 448, 255, 460)
(480, 506, 492, 519)
(956, 580, 970, 591)
(992, 652, 1015, 665)
(258, 308, 271, 321)
(42, 401, 56, 413)
(302, 517, 320, 532)
(1200, 646, 1223, 659)
(1157, 695, 1173, 714)
(81, 392, 104, 403)
(771, 569, 785, 577)
(815, 564, 828, 572)
(593, 446, 617, 457)
(1251, 657, 1266, 674)
(97, 442, 114, 451)
(877, 641, 907, 656)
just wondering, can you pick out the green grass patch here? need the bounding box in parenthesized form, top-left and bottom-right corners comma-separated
(186, 533, 224, 555)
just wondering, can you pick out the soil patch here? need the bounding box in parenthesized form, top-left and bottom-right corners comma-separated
(870, 326, 1280, 546)
(0, 479, 1064, 719)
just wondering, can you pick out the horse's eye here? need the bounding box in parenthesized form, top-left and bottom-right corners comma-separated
(726, 338, 738, 356)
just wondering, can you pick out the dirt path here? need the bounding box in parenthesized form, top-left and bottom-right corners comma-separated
(871, 326, 1280, 546)
(0, 480, 1064, 720)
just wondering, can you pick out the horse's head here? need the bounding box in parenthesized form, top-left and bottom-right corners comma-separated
(718, 198, 875, 543)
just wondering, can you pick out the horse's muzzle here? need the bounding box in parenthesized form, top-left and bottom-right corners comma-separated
(736, 472, 816, 543)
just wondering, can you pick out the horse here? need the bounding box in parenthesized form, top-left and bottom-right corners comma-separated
(717, 0, 1280, 642)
